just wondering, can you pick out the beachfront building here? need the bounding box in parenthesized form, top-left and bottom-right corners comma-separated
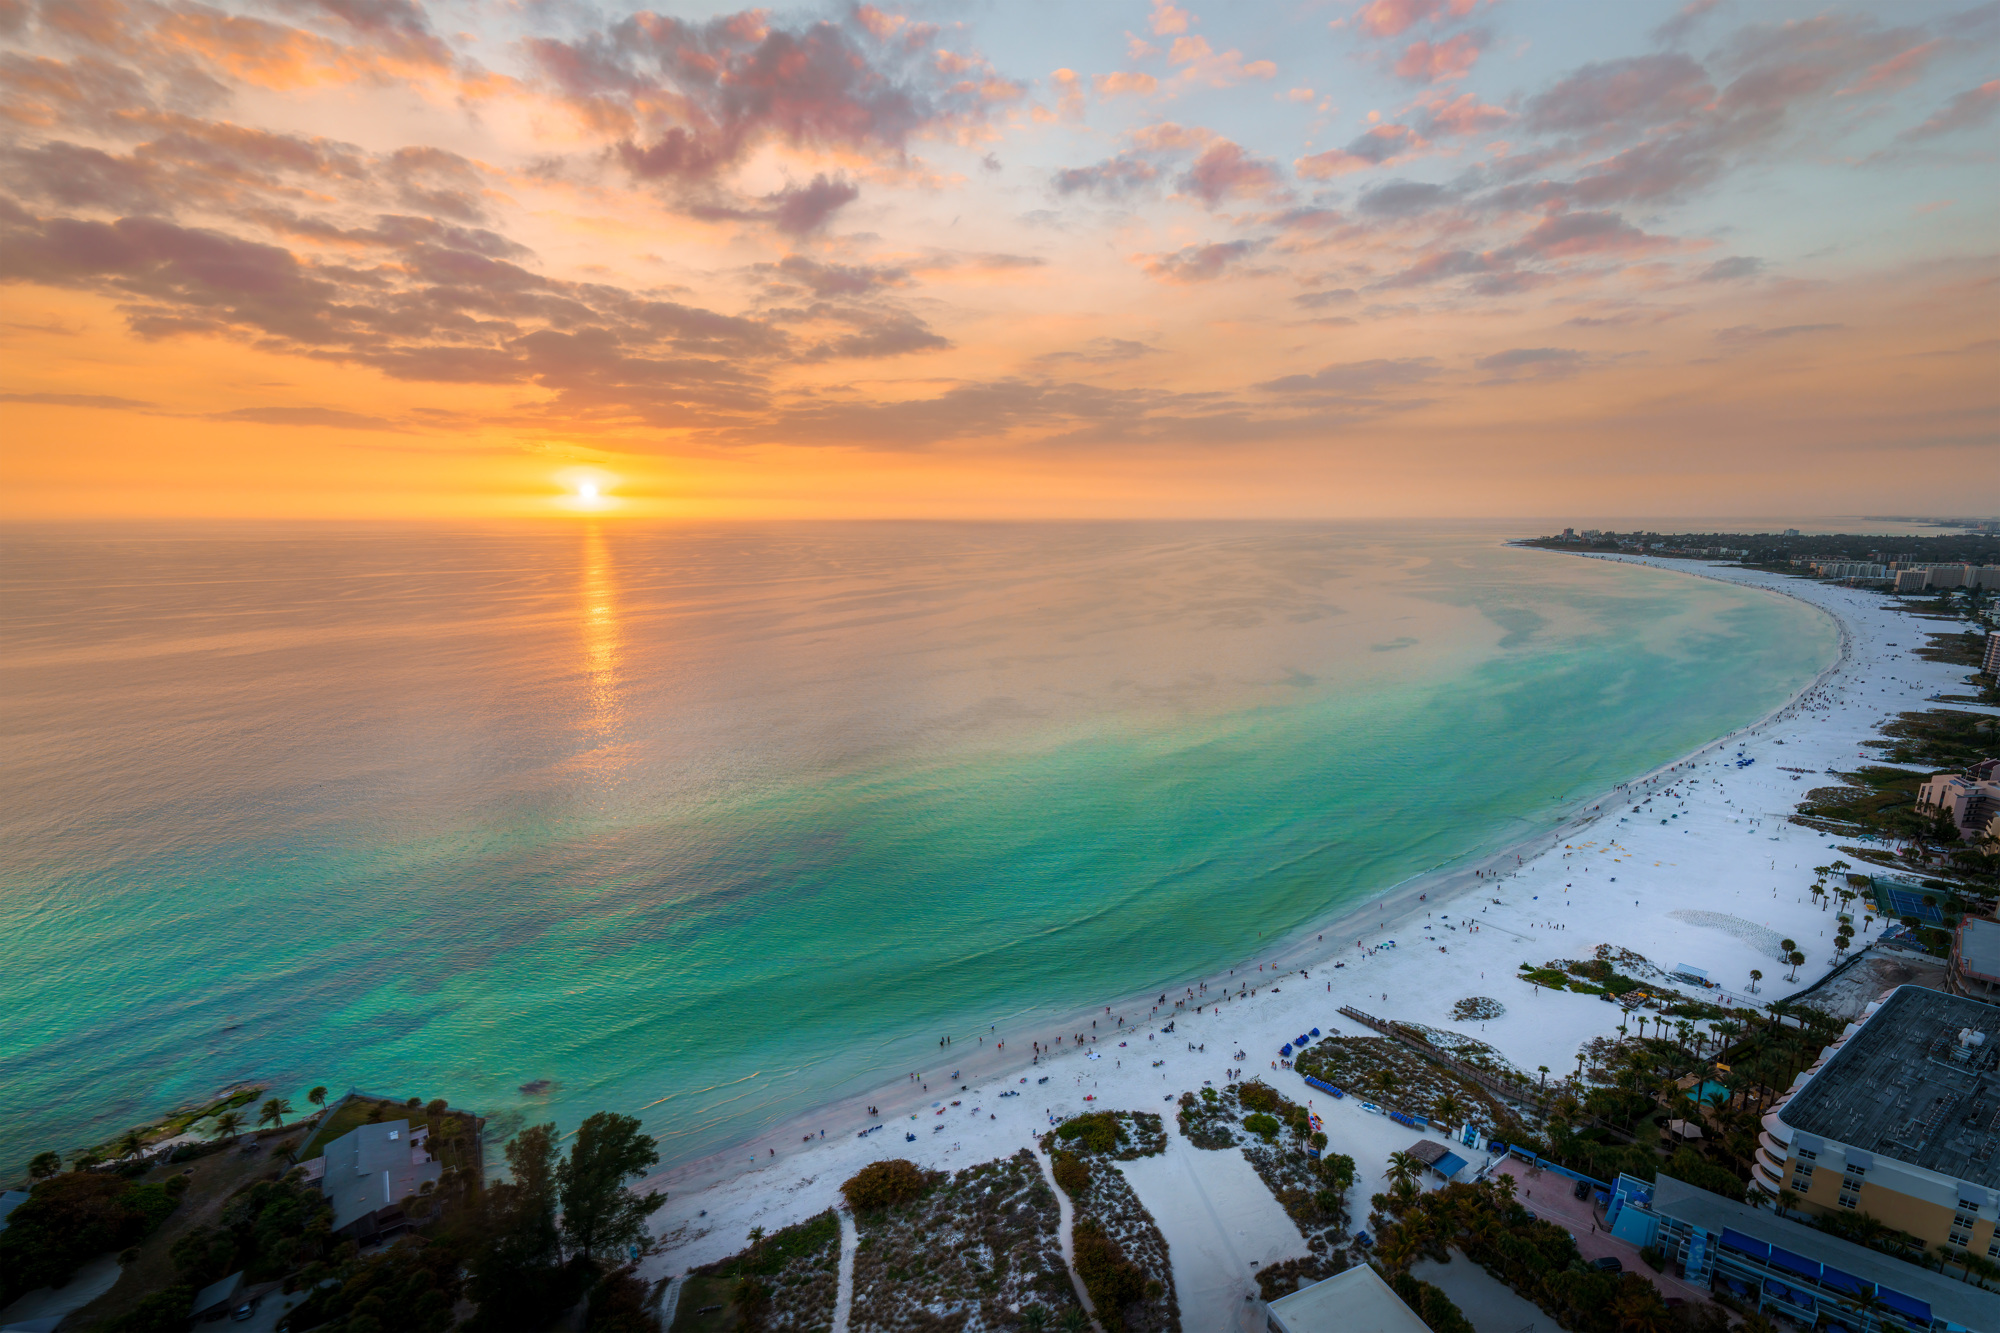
(1985, 632, 2000, 678)
(1606, 1174, 1992, 1333)
(314, 1119, 441, 1240)
(1949, 918, 2000, 1005)
(1746, 987, 2000, 1266)
(1897, 569, 1932, 594)
(1264, 1264, 1429, 1333)
(1917, 762, 2000, 842)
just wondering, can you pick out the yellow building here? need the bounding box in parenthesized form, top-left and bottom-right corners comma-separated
(1754, 987, 1999, 1264)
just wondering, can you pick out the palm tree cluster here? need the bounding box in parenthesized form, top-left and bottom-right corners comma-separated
(1368, 1175, 1731, 1333)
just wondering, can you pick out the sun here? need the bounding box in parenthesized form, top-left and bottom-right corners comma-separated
(556, 469, 617, 512)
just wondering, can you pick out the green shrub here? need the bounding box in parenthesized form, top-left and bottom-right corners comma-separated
(1054, 1112, 1123, 1154)
(101, 1285, 194, 1333)
(1051, 1153, 1090, 1197)
(1071, 1222, 1147, 1321)
(1238, 1083, 1279, 1113)
(841, 1159, 930, 1213)
(1242, 1113, 1280, 1141)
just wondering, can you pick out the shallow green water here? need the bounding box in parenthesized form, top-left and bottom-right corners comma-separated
(0, 523, 1834, 1167)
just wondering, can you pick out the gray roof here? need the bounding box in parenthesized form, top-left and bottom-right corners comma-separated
(1266, 1265, 1429, 1333)
(1959, 917, 2000, 983)
(318, 1119, 441, 1233)
(1651, 1176, 1993, 1329)
(191, 1271, 244, 1316)
(1778, 985, 2000, 1189)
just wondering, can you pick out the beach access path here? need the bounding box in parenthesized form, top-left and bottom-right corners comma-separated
(636, 555, 1973, 1318)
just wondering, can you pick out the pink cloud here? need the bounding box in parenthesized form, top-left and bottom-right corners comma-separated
(1094, 71, 1159, 98)
(1500, 210, 1676, 261)
(1051, 68, 1084, 119)
(1151, 1, 1192, 37)
(1177, 140, 1284, 206)
(1836, 40, 1940, 97)
(1394, 32, 1483, 83)
(1169, 35, 1211, 64)
(1899, 79, 2000, 140)
(1137, 239, 1259, 283)
(1417, 91, 1508, 136)
(1356, 0, 1476, 40)
(1295, 123, 1426, 177)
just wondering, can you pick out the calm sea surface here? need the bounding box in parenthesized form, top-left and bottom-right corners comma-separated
(0, 523, 1835, 1167)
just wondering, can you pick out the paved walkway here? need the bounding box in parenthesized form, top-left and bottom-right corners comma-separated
(1495, 1160, 1709, 1304)
(0, 1251, 122, 1327)
(1411, 1256, 1547, 1333)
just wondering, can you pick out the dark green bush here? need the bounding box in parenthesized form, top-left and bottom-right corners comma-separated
(840, 1159, 930, 1213)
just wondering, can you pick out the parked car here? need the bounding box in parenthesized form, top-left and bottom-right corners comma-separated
(1573, 1177, 1593, 1200)
(1591, 1257, 1623, 1274)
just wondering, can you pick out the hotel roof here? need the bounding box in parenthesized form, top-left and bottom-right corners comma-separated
(1651, 1176, 1992, 1330)
(1780, 985, 2000, 1190)
(1958, 917, 2000, 985)
(1265, 1265, 1429, 1333)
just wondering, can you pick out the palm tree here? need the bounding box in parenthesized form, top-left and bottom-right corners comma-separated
(433, 1117, 464, 1166)
(1781, 940, 1798, 979)
(1020, 1306, 1048, 1332)
(1384, 1151, 1422, 1187)
(1788, 950, 1805, 979)
(1748, 969, 1762, 994)
(307, 1086, 328, 1112)
(258, 1098, 293, 1131)
(115, 1129, 146, 1160)
(1776, 1187, 1799, 1217)
(1537, 1065, 1550, 1089)
(211, 1111, 244, 1142)
(1433, 1092, 1463, 1127)
(1058, 1307, 1087, 1333)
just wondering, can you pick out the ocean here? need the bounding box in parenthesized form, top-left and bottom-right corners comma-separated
(0, 522, 1836, 1168)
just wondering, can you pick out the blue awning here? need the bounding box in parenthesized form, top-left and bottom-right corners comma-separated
(1876, 1287, 1930, 1322)
(1819, 1266, 1869, 1297)
(1720, 1227, 1770, 1260)
(1435, 1152, 1467, 1178)
(1768, 1246, 1822, 1281)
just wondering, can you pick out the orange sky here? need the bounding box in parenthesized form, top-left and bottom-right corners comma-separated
(2, 0, 1996, 519)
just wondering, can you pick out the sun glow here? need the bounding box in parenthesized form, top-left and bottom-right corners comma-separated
(557, 469, 617, 513)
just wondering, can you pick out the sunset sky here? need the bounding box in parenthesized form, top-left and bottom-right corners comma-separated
(2, 0, 1996, 519)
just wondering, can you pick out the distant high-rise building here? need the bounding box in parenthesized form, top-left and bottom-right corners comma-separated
(1784, 528, 1801, 536)
(1985, 631, 2000, 677)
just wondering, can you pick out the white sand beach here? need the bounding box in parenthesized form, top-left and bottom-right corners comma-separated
(636, 553, 1971, 1328)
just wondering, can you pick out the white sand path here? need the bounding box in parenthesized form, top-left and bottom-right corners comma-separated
(1119, 1124, 1306, 1332)
(639, 555, 1973, 1305)
(831, 1207, 857, 1333)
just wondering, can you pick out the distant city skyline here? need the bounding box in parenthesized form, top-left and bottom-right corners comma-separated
(2, 0, 1996, 518)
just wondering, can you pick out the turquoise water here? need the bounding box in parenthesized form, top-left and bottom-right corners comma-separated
(0, 523, 1835, 1169)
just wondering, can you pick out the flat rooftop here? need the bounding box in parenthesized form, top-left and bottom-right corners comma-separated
(1781, 985, 2000, 1189)
(1959, 917, 2000, 983)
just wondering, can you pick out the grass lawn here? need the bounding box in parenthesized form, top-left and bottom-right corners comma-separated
(667, 1275, 741, 1332)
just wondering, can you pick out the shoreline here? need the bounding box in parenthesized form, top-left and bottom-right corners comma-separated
(645, 549, 1851, 1200)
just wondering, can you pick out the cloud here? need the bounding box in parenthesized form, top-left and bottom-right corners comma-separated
(1138, 239, 1259, 283)
(1356, 179, 1454, 218)
(1177, 140, 1284, 207)
(758, 255, 911, 296)
(1295, 123, 1426, 177)
(0, 390, 157, 410)
(1899, 79, 2000, 140)
(1714, 323, 1843, 343)
(1697, 255, 1762, 282)
(1356, 0, 1476, 40)
(1498, 210, 1676, 261)
(1093, 70, 1159, 98)
(1522, 55, 1712, 136)
(211, 405, 398, 429)
(531, 10, 1019, 189)
(1474, 346, 1588, 379)
(1050, 68, 1084, 119)
(1652, 0, 1725, 46)
(1290, 288, 1357, 310)
(1837, 40, 1939, 97)
(1256, 356, 1440, 397)
(1167, 41, 1277, 87)
(1151, 1, 1191, 37)
(690, 175, 860, 234)
(1030, 337, 1163, 367)
(1414, 91, 1509, 137)
(1052, 155, 1159, 199)
(1394, 32, 1485, 83)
